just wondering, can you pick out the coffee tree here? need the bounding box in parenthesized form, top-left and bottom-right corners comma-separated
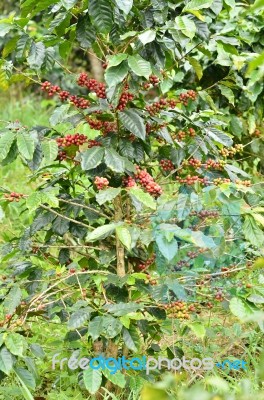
(0, 0, 263, 398)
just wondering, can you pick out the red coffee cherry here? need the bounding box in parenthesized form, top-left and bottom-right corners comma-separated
(123, 176, 136, 188)
(94, 177, 109, 190)
(160, 159, 174, 171)
(135, 167, 162, 197)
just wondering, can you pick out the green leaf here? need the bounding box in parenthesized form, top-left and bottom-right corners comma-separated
(0, 132, 16, 162)
(14, 372, 35, 400)
(122, 327, 140, 351)
(115, 0, 133, 15)
(158, 224, 194, 244)
(138, 30, 156, 45)
(14, 367, 36, 390)
(76, 15, 96, 48)
(205, 127, 233, 146)
(26, 192, 43, 211)
(21, 0, 60, 17)
(247, 294, 264, 304)
(86, 223, 117, 242)
(17, 132, 36, 160)
(128, 55, 151, 78)
(129, 188, 156, 210)
(102, 368, 126, 388)
(16, 34, 31, 60)
(0, 347, 13, 375)
(188, 322, 206, 339)
(68, 309, 91, 329)
(165, 279, 187, 300)
(49, 104, 70, 126)
(243, 215, 264, 247)
(89, 0, 113, 34)
(96, 188, 121, 205)
(83, 368, 102, 395)
(183, 0, 213, 10)
(102, 316, 123, 338)
(30, 344, 45, 359)
(119, 109, 146, 140)
(0, 23, 13, 37)
(27, 42, 46, 70)
(41, 140, 58, 163)
(81, 147, 105, 170)
(5, 333, 28, 357)
(104, 302, 143, 316)
(218, 84, 234, 105)
(88, 316, 104, 340)
(250, 0, 264, 13)
(247, 51, 264, 75)
(175, 16, 196, 39)
(253, 213, 264, 227)
(105, 62, 129, 88)
(104, 148, 125, 172)
(116, 225, 132, 250)
(4, 285, 22, 315)
(190, 231, 216, 248)
(155, 231, 178, 261)
(61, 0, 78, 10)
(107, 54, 128, 67)
(52, 217, 70, 236)
(229, 297, 250, 319)
(187, 56, 203, 80)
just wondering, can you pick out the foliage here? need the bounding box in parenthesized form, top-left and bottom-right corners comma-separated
(0, 0, 264, 398)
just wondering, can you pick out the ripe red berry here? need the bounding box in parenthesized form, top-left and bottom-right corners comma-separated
(94, 177, 109, 190)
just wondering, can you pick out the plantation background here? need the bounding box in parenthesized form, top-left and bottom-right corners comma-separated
(0, 0, 264, 399)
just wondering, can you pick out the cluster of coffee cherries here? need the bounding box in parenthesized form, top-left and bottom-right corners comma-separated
(142, 74, 160, 90)
(213, 178, 231, 186)
(146, 98, 179, 116)
(4, 192, 25, 202)
(235, 179, 251, 187)
(144, 273, 158, 285)
(174, 260, 190, 269)
(117, 90, 134, 111)
(172, 127, 196, 141)
(174, 249, 207, 269)
(185, 158, 202, 168)
(57, 150, 67, 161)
(56, 133, 88, 148)
(186, 249, 207, 259)
(77, 72, 107, 99)
(215, 289, 224, 302)
(135, 166, 162, 197)
(88, 139, 102, 148)
(162, 301, 191, 320)
(41, 81, 90, 109)
(94, 177, 109, 190)
(146, 122, 167, 135)
(179, 90, 197, 106)
(41, 81, 60, 96)
(190, 210, 219, 219)
(220, 144, 243, 158)
(123, 176, 136, 188)
(86, 117, 117, 135)
(176, 175, 210, 186)
(159, 159, 175, 171)
(205, 158, 226, 170)
(138, 254, 156, 271)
